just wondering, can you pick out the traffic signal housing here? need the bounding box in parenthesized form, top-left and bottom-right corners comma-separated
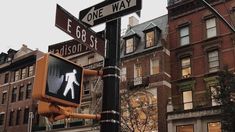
(32, 53, 84, 107)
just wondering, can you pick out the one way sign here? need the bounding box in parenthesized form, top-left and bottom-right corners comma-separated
(79, 0, 142, 27)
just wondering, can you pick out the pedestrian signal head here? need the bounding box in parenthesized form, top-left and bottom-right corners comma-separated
(32, 53, 84, 107)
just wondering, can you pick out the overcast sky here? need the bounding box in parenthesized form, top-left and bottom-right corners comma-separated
(0, 0, 167, 53)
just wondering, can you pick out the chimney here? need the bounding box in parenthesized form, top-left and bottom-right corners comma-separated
(127, 16, 139, 28)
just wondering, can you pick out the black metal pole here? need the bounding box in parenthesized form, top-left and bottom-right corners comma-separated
(100, 0, 121, 131)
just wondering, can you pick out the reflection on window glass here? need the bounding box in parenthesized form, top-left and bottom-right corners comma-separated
(183, 91, 193, 110)
(21, 68, 27, 79)
(208, 50, 219, 73)
(121, 67, 127, 82)
(180, 26, 189, 46)
(126, 38, 134, 54)
(206, 18, 217, 38)
(181, 57, 191, 78)
(177, 124, 194, 132)
(208, 122, 221, 132)
(15, 70, 20, 81)
(28, 65, 34, 76)
(150, 58, 159, 75)
(146, 31, 155, 48)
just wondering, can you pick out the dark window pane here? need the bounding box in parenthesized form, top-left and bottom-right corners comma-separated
(23, 108, 29, 124)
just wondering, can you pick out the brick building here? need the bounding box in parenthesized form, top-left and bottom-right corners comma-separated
(0, 45, 44, 132)
(120, 15, 170, 132)
(167, 0, 235, 131)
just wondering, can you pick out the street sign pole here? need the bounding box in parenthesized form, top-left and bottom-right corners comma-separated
(101, 0, 121, 131)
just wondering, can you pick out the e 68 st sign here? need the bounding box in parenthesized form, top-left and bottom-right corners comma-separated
(55, 4, 105, 57)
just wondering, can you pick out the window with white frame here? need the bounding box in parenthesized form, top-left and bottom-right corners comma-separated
(180, 26, 189, 46)
(181, 57, 191, 78)
(208, 50, 219, 73)
(206, 18, 217, 38)
(145, 31, 155, 48)
(125, 38, 134, 54)
(183, 90, 193, 110)
(121, 67, 127, 82)
(150, 58, 159, 75)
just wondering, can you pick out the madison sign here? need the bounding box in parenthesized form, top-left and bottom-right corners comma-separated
(48, 39, 90, 57)
(79, 0, 142, 27)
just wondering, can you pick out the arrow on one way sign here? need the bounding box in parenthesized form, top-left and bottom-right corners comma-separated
(79, 0, 142, 27)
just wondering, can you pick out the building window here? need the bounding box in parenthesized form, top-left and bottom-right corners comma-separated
(181, 57, 191, 78)
(14, 70, 20, 81)
(9, 111, 14, 126)
(88, 56, 95, 64)
(176, 124, 194, 132)
(83, 82, 90, 96)
(26, 84, 32, 99)
(4, 73, 9, 84)
(183, 90, 193, 110)
(179, 26, 189, 46)
(11, 88, 17, 102)
(206, 18, 217, 38)
(208, 50, 219, 73)
(134, 64, 142, 78)
(150, 58, 159, 75)
(2, 92, 7, 104)
(23, 108, 29, 124)
(21, 68, 27, 79)
(18, 86, 24, 101)
(145, 31, 155, 48)
(0, 113, 4, 126)
(208, 122, 221, 132)
(125, 38, 134, 54)
(121, 67, 127, 82)
(210, 85, 220, 106)
(16, 109, 21, 125)
(134, 64, 142, 85)
(28, 65, 34, 76)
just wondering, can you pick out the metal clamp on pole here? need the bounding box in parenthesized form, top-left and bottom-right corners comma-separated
(102, 66, 120, 79)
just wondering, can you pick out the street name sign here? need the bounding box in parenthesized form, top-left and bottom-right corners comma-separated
(55, 4, 105, 57)
(79, 0, 142, 27)
(48, 39, 90, 57)
(32, 53, 84, 107)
